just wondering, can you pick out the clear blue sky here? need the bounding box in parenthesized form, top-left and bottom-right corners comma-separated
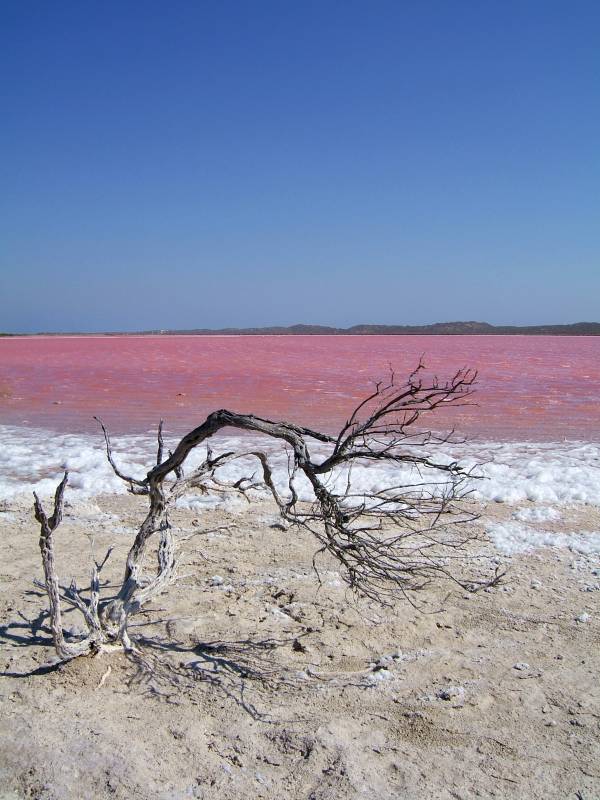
(1, 1, 599, 332)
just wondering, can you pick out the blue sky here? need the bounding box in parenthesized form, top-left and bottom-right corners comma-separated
(1, 1, 599, 332)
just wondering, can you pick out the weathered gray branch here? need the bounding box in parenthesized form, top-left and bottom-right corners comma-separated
(33, 473, 102, 658)
(34, 365, 503, 662)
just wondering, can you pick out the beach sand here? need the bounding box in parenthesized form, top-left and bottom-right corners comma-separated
(1, 493, 599, 799)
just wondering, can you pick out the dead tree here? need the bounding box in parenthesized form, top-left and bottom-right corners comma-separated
(33, 363, 503, 660)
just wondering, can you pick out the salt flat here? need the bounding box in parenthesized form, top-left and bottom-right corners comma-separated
(1, 493, 598, 799)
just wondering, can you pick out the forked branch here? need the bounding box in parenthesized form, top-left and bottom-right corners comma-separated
(33, 365, 502, 662)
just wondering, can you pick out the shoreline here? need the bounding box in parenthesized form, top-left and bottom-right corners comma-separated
(4, 331, 600, 339)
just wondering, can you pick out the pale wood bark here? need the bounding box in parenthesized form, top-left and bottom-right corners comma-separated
(33, 473, 102, 658)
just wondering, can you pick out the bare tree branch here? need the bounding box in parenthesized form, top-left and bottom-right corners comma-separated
(156, 419, 165, 466)
(33, 365, 503, 663)
(33, 472, 102, 658)
(94, 416, 148, 494)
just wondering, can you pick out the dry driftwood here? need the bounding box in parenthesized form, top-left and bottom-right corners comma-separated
(33, 363, 503, 660)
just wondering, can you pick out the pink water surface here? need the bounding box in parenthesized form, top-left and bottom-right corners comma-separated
(1, 335, 599, 441)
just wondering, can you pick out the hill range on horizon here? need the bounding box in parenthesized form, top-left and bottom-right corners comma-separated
(9, 321, 600, 337)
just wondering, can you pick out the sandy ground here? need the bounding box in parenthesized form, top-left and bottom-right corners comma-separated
(0, 492, 599, 800)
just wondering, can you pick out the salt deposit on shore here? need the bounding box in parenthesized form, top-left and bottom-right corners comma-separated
(2, 423, 600, 507)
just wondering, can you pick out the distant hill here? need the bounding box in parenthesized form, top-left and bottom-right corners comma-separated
(135, 321, 600, 336)
(14, 321, 600, 336)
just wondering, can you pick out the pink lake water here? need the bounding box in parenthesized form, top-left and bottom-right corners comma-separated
(1, 335, 599, 441)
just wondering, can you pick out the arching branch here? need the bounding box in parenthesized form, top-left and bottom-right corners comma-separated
(34, 365, 503, 662)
